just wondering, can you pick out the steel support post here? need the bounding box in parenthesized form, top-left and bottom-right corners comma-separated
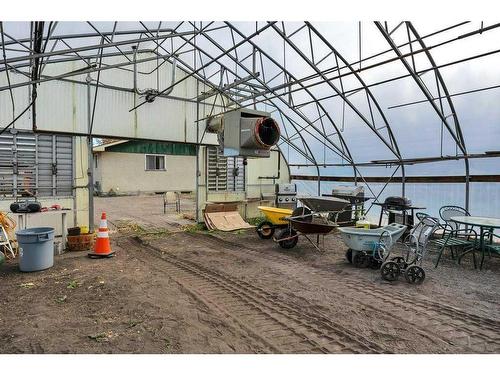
(86, 71, 94, 232)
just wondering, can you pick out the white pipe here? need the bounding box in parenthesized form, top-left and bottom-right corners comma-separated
(132, 46, 147, 95)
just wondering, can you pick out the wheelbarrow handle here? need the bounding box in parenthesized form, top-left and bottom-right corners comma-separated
(288, 213, 314, 220)
(273, 234, 300, 242)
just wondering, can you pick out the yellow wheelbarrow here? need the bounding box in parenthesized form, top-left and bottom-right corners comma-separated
(256, 206, 293, 239)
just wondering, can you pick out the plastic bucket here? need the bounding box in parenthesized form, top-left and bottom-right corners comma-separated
(16, 227, 55, 272)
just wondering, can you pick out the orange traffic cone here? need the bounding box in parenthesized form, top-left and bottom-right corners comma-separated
(88, 212, 115, 258)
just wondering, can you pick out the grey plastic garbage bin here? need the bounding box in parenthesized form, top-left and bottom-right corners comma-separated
(16, 227, 55, 272)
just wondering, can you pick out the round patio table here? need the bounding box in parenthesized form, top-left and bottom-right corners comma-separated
(450, 216, 500, 269)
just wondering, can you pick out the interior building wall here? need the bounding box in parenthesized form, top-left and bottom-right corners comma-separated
(94, 151, 196, 194)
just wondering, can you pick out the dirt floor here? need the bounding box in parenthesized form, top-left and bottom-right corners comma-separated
(1, 195, 499, 354)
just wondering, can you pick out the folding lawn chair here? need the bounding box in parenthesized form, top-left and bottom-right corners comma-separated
(163, 191, 181, 214)
(0, 223, 16, 259)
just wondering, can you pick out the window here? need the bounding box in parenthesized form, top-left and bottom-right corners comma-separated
(94, 154, 98, 169)
(145, 155, 166, 171)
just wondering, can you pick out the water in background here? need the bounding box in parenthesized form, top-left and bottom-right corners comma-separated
(293, 180, 500, 225)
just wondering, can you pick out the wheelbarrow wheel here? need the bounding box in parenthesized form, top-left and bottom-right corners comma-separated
(345, 248, 353, 263)
(276, 228, 298, 249)
(404, 265, 426, 284)
(353, 251, 370, 268)
(257, 221, 275, 240)
(380, 261, 400, 281)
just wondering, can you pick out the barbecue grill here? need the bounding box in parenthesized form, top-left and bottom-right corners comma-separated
(383, 196, 412, 209)
(275, 183, 297, 210)
(329, 185, 369, 225)
(374, 196, 425, 229)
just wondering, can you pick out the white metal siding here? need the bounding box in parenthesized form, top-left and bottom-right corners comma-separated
(11, 53, 223, 145)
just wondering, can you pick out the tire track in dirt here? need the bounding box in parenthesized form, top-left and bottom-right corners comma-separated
(124, 237, 386, 354)
(182, 232, 500, 353)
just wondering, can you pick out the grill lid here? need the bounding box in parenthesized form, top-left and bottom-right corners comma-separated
(332, 185, 364, 196)
(384, 196, 412, 207)
(275, 183, 297, 195)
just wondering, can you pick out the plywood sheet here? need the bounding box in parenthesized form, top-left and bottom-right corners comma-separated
(204, 211, 254, 232)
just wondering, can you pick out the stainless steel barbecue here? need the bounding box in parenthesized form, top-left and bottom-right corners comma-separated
(275, 183, 297, 210)
(330, 185, 368, 225)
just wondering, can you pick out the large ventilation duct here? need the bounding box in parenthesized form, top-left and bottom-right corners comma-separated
(207, 108, 280, 158)
(132, 46, 177, 103)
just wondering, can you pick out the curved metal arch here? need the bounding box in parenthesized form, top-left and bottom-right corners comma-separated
(194, 22, 356, 166)
(406, 22, 470, 210)
(375, 21, 470, 209)
(273, 109, 324, 193)
(375, 22, 467, 156)
(292, 22, 407, 194)
(172, 23, 351, 170)
(221, 22, 358, 177)
(271, 23, 403, 162)
(129, 22, 326, 191)
(164, 23, 326, 191)
(128, 20, 353, 171)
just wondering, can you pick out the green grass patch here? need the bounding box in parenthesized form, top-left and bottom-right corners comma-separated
(246, 216, 265, 226)
(19, 282, 35, 289)
(183, 223, 207, 233)
(116, 220, 172, 238)
(67, 280, 79, 289)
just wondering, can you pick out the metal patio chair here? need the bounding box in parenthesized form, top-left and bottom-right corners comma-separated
(415, 212, 430, 222)
(433, 205, 478, 268)
(481, 232, 500, 269)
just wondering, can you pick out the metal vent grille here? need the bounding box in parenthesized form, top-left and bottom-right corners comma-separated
(207, 147, 245, 192)
(227, 155, 245, 192)
(0, 131, 73, 198)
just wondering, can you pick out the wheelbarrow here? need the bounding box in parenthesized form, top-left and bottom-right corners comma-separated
(338, 223, 407, 269)
(274, 213, 338, 252)
(256, 206, 293, 239)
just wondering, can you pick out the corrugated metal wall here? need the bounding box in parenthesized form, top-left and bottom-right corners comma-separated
(0, 53, 226, 145)
(0, 129, 73, 198)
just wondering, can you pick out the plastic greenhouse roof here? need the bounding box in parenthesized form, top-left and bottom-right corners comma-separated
(1, 21, 499, 182)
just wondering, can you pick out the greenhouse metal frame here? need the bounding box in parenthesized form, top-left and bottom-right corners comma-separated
(1, 21, 500, 215)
